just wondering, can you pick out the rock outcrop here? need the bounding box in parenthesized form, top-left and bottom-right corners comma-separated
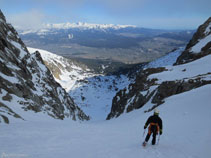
(0, 10, 89, 123)
(175, 17, 211, 65)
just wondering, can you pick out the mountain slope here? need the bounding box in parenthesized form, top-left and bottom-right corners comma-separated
(27, 46, 185, 120)
(175, 17, 211, 64)
(107, 18, 211, 119)
(0, 84, 210, 158)
(27, 47, 93, 92)
(27, 47, 131, 120)
(0, 10, 89, 123)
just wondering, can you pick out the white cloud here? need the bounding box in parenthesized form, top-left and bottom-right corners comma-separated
(7, 10, 46, 30)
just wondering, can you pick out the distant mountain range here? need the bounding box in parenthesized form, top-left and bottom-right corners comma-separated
(19, 22, 195, 65)
(20, 22, 136, 34)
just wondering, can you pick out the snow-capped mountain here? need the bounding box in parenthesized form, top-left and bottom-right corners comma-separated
(107, 17, 211, 119)
(19, 21, 194, 65)
(0, 10, 89, 123)
(21, 22, 136, 34)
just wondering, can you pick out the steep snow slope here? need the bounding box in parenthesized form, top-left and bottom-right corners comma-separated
(70, 75, 130, 120)
(0, 84, 210, 158)
(144, 47, 184, 68)
(28, 47, 94, 92)
(28, 47, 131, 120)
(107, 53, 211, 119)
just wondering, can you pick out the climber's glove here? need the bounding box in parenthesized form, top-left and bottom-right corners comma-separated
(160, 129, 163, 135)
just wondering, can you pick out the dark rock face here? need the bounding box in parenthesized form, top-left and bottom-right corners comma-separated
(175, 17, 211, 65)
(151, 78, 211, 105)
(0, 10, 89, 123)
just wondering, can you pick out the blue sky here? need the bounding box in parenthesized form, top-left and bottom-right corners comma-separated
(1, 0, 211, 30)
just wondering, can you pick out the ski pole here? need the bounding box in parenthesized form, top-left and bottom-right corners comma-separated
(143, 129, 146, 137)
(157, 134, 160, 145)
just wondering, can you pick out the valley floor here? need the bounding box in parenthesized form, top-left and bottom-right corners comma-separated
(1, 85, 211, 158)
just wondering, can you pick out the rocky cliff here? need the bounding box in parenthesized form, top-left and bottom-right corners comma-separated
(0, 10, 89, 123)
(107, 18, 211, 120)
(175, 17, 211, 65)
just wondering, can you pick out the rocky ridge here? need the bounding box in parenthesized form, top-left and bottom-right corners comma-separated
(0, 10, 89, 123)
(175, 17, 211, 65)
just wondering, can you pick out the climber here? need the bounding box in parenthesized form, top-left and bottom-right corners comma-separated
(143, 108, 163, 146)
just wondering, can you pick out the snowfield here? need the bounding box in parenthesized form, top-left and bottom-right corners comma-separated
(0, 84, 210, 158)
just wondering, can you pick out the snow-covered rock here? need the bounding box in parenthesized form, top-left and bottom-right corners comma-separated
(175, 17, 211, 64)
(0, 10, 89, 123)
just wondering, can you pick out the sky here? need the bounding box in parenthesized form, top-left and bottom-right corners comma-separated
(1, 0, 211, 30)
